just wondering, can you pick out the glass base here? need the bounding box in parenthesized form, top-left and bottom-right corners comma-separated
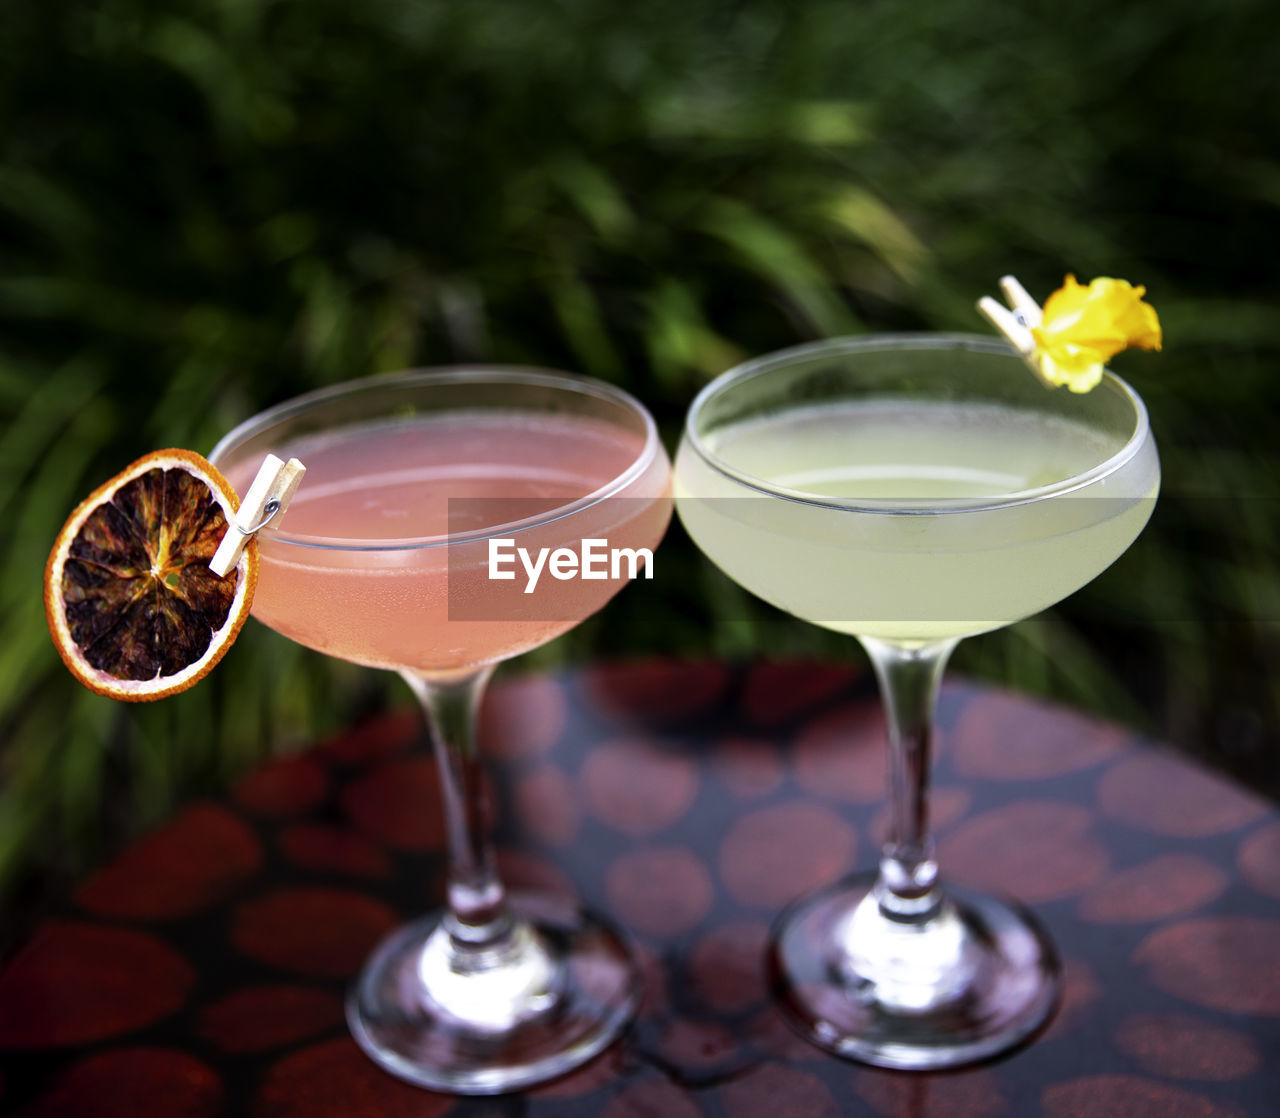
(768, 872, 1060, 1070)
(347, 892, 640, 1094)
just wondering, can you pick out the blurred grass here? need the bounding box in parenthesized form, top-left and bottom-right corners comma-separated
(1, 0, 1277, 924)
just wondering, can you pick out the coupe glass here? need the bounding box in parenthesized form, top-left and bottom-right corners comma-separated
(210, 368, 671, 1093)
(674, 335, 1158, 1069)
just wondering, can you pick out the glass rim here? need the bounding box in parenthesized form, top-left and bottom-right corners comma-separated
(684, 332, 1153, 516)
(209, 365, 663, 551)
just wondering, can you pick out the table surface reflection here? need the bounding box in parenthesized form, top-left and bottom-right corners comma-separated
(2, 660, 1278, 1117)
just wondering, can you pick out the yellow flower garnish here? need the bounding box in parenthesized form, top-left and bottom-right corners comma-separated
(1031, 275, 1162, 393)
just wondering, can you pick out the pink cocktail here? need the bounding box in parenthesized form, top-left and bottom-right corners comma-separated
(238, 409, 665, 674)
(211, 368, 670, 1094)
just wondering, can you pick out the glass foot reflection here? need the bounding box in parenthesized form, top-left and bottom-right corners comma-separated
(347, 892, 639, 1095)
(768, 872, 1060, 1070)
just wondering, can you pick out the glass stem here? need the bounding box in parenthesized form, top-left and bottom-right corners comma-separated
(859, 637, 959, 921)
(401, 666, 510, 945)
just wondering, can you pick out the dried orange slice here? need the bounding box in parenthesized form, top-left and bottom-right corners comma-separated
(44, 449, 258, 701)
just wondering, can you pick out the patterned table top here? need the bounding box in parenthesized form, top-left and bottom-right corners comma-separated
(1, 660, 1278, 1117)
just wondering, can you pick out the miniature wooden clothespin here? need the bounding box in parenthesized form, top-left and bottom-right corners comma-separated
(209, 454, 306, 577)
(976, 275, 1054, 387)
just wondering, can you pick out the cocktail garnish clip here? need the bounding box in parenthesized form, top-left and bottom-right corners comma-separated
(976, 275, 1054, 387)
(978, 272, 1161, 394)
(209, 454, 306, 577)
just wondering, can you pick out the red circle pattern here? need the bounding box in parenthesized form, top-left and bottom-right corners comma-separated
(254, 1037, 456, 1118)
(605, 846, 713, 936)
(742, 661, 858, 726)
(792, 704, 888, 804)
(339, 757, 447, 851)
(1077, 854, 1228, 924)
(1133, 917, 1280, 1015)
(278, 823, 392, 879)
(1, 667, 1277, 1117)
(582, 737, 700, 836)
(939, 801, 1109, 903)
(478, 674, 569, 760)
(711, 736, 784, 800)
(19, 1048, 222, 1118)
(1112, 1013, 1262, 1081)
(1042, 1074, 1248, 1118)
(1098, 753, 1267, 837)
(0, 922, 194, 1048)
(581, 660, 728, 724)
(197, 986, 345, 1054)
(1237, 821, 1280, 899)
(687, 920, 772, 1014)
(951, 688, 1129, 781)
(514, 763, 582, 848)
(75, 803, 261, 921)
(231, 888, 399, 979)
(234, 755, 330, 818)
(719, 802, 857, 909)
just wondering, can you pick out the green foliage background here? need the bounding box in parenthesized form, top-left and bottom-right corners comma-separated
(2, 0, 1277, 920)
